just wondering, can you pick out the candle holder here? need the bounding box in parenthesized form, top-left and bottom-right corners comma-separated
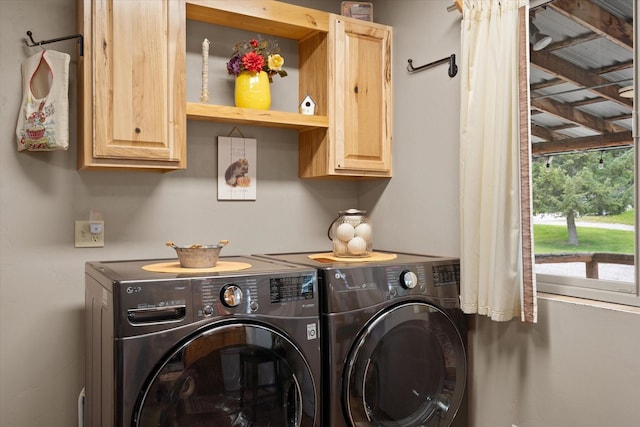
(200, 38, 210, 103)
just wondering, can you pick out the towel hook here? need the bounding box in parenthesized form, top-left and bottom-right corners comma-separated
(24, 30, 84, 56)
(407, 54, 458, 77)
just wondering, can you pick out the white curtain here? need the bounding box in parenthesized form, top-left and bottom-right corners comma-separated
(459, 0, 537, 322)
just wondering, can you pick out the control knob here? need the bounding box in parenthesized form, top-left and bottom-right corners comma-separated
(400, 270, 418, 289)
(221, 284, 243, 307)
(203, 305, 214, 316)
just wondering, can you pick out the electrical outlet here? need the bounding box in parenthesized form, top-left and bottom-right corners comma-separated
(75, 220, 104, 247)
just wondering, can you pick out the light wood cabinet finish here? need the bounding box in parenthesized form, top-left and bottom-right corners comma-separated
(187, 0, 392, 179)
(184, 0, 330, 133)
(78, 0, 391, 177)
(78, 0, 186, 171)
(299, 15, 392, 178)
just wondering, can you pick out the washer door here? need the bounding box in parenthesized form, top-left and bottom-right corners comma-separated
(344, 302, 466, 427)
(133, 322, 316, 427)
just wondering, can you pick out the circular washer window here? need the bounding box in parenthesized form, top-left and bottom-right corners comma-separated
(344, 302, 466, 427)
(133, 322, 317, 427)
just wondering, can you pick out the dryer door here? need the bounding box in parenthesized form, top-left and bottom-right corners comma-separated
(344, 302, 466, 427)
(132, 322, 316, 427)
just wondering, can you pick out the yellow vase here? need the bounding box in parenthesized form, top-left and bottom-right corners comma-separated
(234, 70, 271, 110)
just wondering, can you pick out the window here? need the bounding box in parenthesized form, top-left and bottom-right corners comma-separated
(529, 0, 638, 305)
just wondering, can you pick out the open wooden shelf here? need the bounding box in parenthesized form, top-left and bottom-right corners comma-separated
(186, 0, 329, 39)
(185, 0, 330, 132)
(184, 1, 391, 178)
(186, 103, 329, 130)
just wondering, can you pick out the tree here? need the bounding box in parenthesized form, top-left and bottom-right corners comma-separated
(532, 149, 634, 245)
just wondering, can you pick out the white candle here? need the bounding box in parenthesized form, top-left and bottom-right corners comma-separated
(200, 38, 210, 103)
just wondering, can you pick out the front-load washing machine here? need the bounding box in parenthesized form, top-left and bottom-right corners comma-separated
(255, 252, 467, 427)
(84, 256, 321, 427)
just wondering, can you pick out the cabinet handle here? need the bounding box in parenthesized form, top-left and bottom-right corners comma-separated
(135, 128, 141, 134)
(354, 86, 358, 94)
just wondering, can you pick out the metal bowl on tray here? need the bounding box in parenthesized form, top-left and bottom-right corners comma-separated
(165, 240, 229, 268)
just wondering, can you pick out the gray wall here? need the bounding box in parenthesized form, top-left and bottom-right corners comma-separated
(2, 1, 640, 427)
(364, 0, 462, 258)
(470, 296, 640, 427)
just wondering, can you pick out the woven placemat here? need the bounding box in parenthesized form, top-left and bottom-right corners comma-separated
(308, 252, 397, 263)
(142, 261, 252, 274)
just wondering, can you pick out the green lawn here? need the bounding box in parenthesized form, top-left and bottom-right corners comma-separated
(533, 224, 634, 254)
(580, 209, 635, 226)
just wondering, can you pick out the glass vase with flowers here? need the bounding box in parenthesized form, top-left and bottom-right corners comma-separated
(226, 38, 287, 110)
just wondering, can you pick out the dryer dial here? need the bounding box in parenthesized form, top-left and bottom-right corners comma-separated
(221, 284, 243, 307)
(399, 270, 418, 289)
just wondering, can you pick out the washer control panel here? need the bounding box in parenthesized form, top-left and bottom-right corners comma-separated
(432, 264, 460, 287)
(194, 273, 316, 319)
(269, 275, 315, 303)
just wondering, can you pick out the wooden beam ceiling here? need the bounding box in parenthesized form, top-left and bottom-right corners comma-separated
(531, 97, 627, 133)
(530, 50, 632, 108)
(532, 131, 633, 155)
(548, 0, 632, 51)
(529, 0, 633, 156)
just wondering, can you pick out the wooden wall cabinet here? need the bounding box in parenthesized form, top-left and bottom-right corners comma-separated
(299, 15, 392, 178)
(78, 0, 391, 177)
(77, 0, 186, 171)
(186, 0, 392, 179)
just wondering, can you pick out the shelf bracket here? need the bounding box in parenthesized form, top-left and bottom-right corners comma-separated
(407, 54, 457, 77)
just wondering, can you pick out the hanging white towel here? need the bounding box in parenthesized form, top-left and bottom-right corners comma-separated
(16, 49, 70, 151)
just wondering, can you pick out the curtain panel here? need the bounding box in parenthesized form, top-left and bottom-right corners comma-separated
(459, 0, 537, 322)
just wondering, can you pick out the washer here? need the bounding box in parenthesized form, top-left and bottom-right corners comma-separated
(255, 252, 467, 427)
(84, 256, 321, 427)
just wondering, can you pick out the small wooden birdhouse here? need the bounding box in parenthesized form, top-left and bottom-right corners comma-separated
(299, 95, 317, 115)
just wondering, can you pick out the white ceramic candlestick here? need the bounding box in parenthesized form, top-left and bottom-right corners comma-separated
(200, 38, 210, 103)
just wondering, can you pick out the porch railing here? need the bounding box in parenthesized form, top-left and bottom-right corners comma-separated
(535, 253, 635, 279)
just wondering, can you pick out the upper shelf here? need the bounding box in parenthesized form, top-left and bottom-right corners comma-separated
(186, 0, 329, 40)
(186, 103, 329, 131)
(185, 0, 331, 131)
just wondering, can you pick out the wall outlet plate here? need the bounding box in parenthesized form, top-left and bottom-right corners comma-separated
(75, 220, 104, 248)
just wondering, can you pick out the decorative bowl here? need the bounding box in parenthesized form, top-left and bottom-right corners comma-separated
(165, 240, 229, 268)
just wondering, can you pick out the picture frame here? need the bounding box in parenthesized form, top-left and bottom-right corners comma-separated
(341, 1, 373, 22)
(217, 136, 257, 201)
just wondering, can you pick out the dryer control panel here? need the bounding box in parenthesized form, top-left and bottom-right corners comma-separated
(323, 260, 461, 313)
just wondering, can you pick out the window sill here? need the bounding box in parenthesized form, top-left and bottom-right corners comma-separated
(538, 292, 640, 314)
(538, 276, 640, 314)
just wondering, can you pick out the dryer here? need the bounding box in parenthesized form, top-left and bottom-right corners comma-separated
(255, 252, 468, 427)
(84, 256, 321, 427)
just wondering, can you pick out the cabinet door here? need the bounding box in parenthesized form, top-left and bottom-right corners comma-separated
(80, 0, 185, 170)
(332, 16, 392, 175)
